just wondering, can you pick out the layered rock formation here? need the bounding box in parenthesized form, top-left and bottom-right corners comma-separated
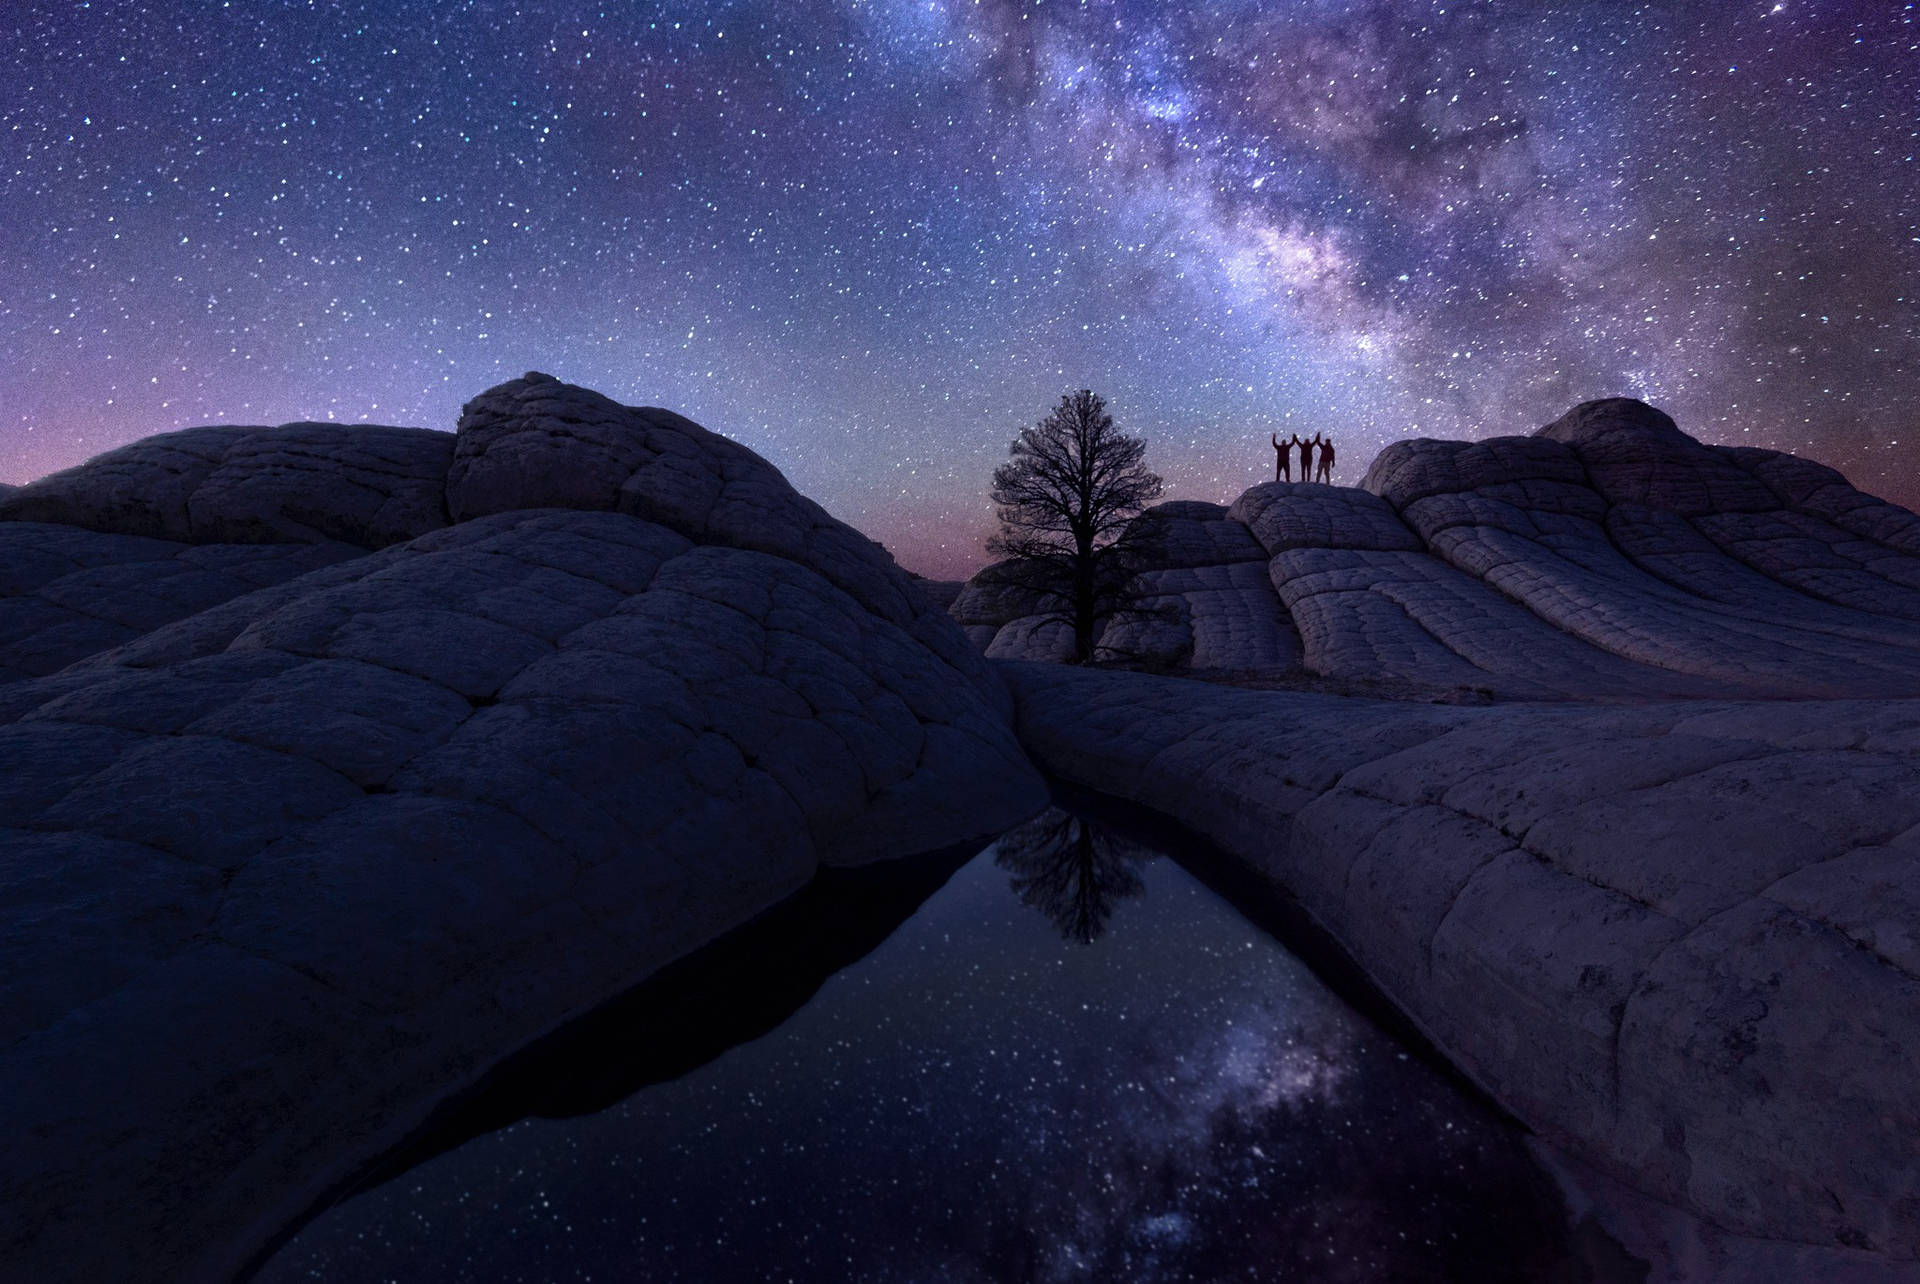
(0, 375, 1047, 1282)
(8, 387, 1918, 1277)
(1004, 662, 1920, 1262)
(956, 398, 1920, 1268)
(963, 399, 1920, 700)
(0, 421, 454, 683)
(1097, 500, 1302, 672)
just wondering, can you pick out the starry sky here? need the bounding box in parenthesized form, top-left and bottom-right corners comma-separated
(4, 1, 1916, 578)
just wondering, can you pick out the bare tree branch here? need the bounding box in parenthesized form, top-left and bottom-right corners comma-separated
(986, 390, 1164, 663)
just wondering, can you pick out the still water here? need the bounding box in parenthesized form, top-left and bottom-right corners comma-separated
(258, 804, 1624, 1283)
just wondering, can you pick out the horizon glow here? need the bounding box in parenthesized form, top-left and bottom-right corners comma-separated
(3, 1, 1915, 577)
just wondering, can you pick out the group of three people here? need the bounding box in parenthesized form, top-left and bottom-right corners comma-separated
(1272, 432, 1336, 483)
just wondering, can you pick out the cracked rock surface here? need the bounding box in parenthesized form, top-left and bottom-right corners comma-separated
(0, 421, 455, 549)
(948, 399, 1920, 1265)
(1002, 662, 1920, 1260)
(0, 523, 360, 682)
(0, 374, 1046, 1282)
(963, 398, 1920, 700)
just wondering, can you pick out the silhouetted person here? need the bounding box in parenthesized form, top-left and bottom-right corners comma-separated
(1297, 434, 1313, 480)
(1316, 436, 1335, 483)
(1271, 433, 1291, 482)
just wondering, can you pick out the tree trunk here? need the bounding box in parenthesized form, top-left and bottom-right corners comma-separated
(1071, 536, 1096, 663)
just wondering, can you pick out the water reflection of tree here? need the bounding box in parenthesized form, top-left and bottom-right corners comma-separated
(994, 808, 1153, 943)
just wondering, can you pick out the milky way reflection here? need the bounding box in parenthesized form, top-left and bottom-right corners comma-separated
(259, 808, 1601, 1283)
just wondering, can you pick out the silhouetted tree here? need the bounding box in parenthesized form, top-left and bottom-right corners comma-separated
(993, 808, 1151, 944)
(988, 390, 1163, 663)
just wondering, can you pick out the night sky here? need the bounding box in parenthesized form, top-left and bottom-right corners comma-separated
(4, 2, 1916, 577)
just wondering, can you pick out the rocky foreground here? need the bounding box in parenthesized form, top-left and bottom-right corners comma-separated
(1006, 664, 1920, 1264)
(952, 399, 1920, 1271)
(949, 398, 1920, 1275)
(0, 374, 1047, 1281)
(2, 384, 1917, 1279)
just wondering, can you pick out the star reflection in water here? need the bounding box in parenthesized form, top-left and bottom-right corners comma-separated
(257, 803, 1630, 1283)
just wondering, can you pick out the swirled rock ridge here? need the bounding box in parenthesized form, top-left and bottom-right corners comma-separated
(0, 374, 1046, 1282)
(1002, 663, 1920, 1266)
(963, 399, 1920, 700)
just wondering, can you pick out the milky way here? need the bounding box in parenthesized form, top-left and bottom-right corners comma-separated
(4, 1, 1915, 576)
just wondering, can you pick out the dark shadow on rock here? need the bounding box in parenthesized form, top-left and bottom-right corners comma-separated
(993, 806, 1152, 943)
(236, 836, 987, 1283)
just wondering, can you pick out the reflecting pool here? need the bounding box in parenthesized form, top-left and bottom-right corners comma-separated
(257, 804, 1633, 1283)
